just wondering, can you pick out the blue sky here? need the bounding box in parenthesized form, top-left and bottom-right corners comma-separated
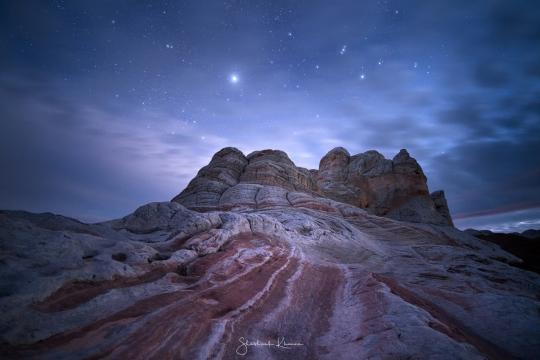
(1, 0, 539, 231)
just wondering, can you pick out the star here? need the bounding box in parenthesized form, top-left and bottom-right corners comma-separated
(229, 73, 239, 83)
(340, 45, 347, 55)
(360, 73, 366, 80)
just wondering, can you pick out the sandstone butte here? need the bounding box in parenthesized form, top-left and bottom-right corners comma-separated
(0, 147, 538, 359)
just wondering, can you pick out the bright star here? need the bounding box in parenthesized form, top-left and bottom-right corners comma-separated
(230, 73, 239, 83)
(360, 73, 366, 80)
(340, 45, 347, 55)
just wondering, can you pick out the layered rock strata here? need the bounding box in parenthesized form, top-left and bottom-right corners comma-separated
(174, 147, 452, 226)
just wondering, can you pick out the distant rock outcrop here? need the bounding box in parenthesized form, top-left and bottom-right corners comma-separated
(173, 147, 453, 226)
(466, 228, 540, 273)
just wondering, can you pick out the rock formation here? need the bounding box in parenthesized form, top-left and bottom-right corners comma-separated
(174, 147, 453, 226)
(315, 147, 452, 225)
(466, 228, 540, 274)
(0, 147, 539, 359)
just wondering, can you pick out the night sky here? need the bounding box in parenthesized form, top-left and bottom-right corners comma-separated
(1, 1, 539, 232)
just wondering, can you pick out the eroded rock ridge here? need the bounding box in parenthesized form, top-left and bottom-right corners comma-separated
(173, 147, 453, 226)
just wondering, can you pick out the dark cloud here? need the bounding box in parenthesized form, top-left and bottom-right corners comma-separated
(428, 137, 540, 217)
(488, 1, 540, 44)
(473, 63, 509, 88)
(526, 62, 540, 77)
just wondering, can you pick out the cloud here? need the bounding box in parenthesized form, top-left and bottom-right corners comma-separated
(454, 207, 540, 233)
(0, 75, 227, 221)
(473, 63, 509, 88)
